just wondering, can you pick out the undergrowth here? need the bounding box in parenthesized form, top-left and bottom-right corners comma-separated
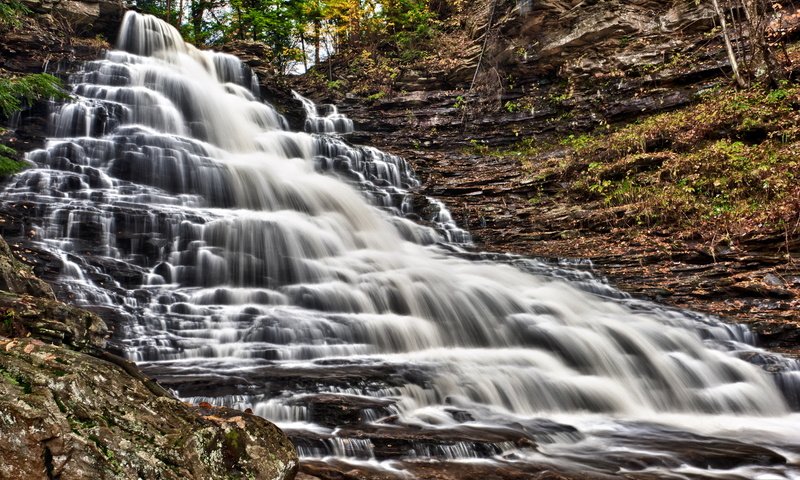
(0, 144, 22, 176)
(0, 0, 29, 31)
(506, 83, 800, 241)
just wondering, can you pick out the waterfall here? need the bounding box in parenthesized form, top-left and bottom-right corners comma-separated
(2, 11, 798, 477)
(293, 90, 354, 134)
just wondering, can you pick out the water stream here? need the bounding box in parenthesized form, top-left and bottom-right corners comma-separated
(2, 12, 799, 478)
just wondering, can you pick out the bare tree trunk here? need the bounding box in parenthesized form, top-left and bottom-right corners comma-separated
(300, 33, 308, 71)
(742, 0, 787, 85)
(314, 19, 321, 65)
(711, 0, 748, 87)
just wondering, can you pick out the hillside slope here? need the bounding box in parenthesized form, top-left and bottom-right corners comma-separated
(290, 0, 800, 352)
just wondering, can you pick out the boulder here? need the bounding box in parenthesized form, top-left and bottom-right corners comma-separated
(0, 235, 298, 480)
(0, 337, 298, 480)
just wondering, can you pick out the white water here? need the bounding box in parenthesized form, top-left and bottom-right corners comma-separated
(2, 11, 799, 478)
(293, 90, 354, 134)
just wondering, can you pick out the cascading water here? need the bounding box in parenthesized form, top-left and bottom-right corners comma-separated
(293, 90, 354, 134)
(2, 11, 799, 478)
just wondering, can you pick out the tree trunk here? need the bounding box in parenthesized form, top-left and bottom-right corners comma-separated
(711, 0, 748, 87)
(742, 0, 786, 86)
(300, 33, 308, 71)
(190, 0, 205, 44)
(314, 18, 321, 65)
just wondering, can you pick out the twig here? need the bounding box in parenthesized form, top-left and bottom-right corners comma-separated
(469, 0, 500, 92)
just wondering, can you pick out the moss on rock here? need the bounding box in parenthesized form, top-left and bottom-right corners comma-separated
(0, 236, 298, 479)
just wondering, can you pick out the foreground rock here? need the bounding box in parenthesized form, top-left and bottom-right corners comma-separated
(0, 235, 298, 480)
(0, 337, 298, 479)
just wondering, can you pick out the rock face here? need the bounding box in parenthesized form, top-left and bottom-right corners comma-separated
(0, 236, 56, 300)
(0, 235, 298, 480)
(0, 0, 123, 76)
(295, 0, 735, 146)
(19, 0, 124, 38)
(0, 0, 124, 181)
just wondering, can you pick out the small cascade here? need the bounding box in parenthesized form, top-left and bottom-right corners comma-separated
(293, 90, 354, 134)
(1, 11, 798, 478)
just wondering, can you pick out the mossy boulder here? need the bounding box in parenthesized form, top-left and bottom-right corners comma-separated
(0, 235, 298, 479)
(0, 337, 298, 479)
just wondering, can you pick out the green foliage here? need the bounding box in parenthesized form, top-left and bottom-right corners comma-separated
(128, 0, 172, 20)
(124, 0, 447, 78)
(226, 0, 309, 70)
(0, 73, 66, 177)
(468, 139, 489, 154)
(326, 79, 343, 90)
(346, 49, 400, 94)
(0, 0, 30, 30)
(549, 83, 800, 232)
(766, 87, 790, 103)
(0, 73, 70, 118)
(560, 133, 591, 150)
(0, 144, 24, 176)
(0, 143, 15, 157)
(382, 0, 437, 50)
(503, 101, 520, 113)
(548, 89, 572, 105)
(0, 364, 32, 394)
(1, 309, 14, 330)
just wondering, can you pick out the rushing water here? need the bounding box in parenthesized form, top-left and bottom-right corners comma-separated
(2, 12, 799, 478)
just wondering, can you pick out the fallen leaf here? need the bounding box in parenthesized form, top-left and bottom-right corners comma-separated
(226, 416, 246, 428)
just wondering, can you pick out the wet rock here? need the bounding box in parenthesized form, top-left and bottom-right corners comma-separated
(764, 273, 785, 287)
(726, 281, 795, 299)
(299, 458, 613, 480)
(0, 292, 108, 352)
(297, 393, 396, 428)
(608, 428, 787, 471)
(0, 235, 55, 299)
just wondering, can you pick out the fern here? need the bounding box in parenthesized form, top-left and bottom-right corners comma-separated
(0, 73, 70, 118)
(0, 0, 30, 29)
